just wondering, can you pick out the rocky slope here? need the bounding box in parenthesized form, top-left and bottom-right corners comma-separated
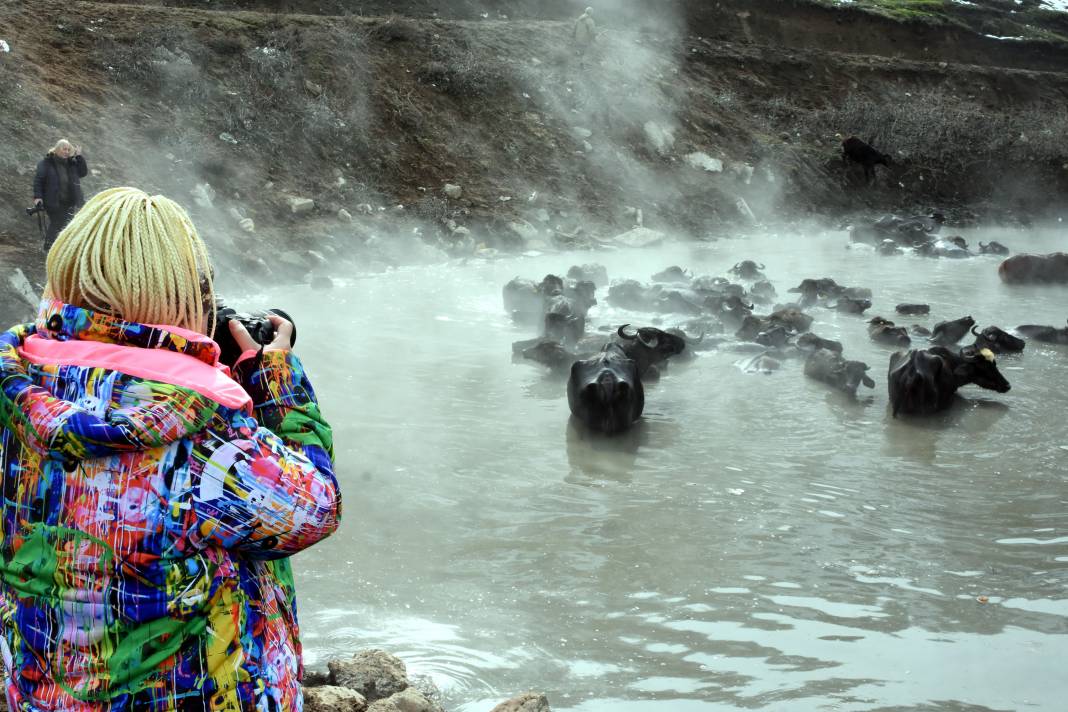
(2, 0, 1068, 324)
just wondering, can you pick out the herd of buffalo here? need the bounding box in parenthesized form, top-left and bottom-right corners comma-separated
(504, 240, 1068, 434)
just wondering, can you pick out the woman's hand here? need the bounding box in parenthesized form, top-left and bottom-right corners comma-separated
(228, 313, 294, 356)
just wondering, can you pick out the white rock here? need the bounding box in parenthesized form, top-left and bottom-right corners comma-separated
(288, 197, 315, 214)
(684, 152, 723, 173)
(303, 685, 367, 712)
(612, 226, 665, 248)
(336, 175, 347, 187)
(452, 226, 471, 236)
(218, 132, 238, 144)
(338, 208, 353, 222)
(191, 183, 215, 209)
(643, 121, 676, 155)
(572, 126, 593, 140)
(239, 217, 255, 233)
(443, 183, 463, 199)
(0, 40, 10, 53)
(509, 220, 540, 243)
(8, 268, 39, 309)
(356, 203, 374, 214)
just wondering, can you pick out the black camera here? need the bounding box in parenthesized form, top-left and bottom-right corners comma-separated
(26, 204, 45, 216)
(213, 303, 297, 367)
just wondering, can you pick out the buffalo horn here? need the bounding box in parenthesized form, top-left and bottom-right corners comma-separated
(758, 263, 765, 270)
(617, 324, 636, 339)
(971, 325, 981, 337)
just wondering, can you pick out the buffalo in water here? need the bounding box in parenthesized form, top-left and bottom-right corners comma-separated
(1016, 320, 1068, 345)
(730, 260, 766, 281)
(567, 341, 645, 434)
(979, 241, 1010, 256)
(567, 325, 689, 433)
(887, 346, 1010, 417)
(896, 303, 930, 316)
(868, 317, 911, 348)
(804, 348, 876, 396)
(930, 316, 975, 346)
(998, 252, 1068, 285)
(969, 325, 1025, 354)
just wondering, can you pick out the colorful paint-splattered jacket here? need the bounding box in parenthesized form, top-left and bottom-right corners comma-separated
(0, 300, 341, 711)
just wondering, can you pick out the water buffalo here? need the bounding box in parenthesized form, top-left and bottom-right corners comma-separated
(896, 303, 930, 316)
(502, 277, 544, 320)
(769, 307, 815, 333)
(930, 316, 975, 346)
(755, 325, 790, 348)
(888, 346, 1011, 417)
(911, 325, 932, 337)
(796, 332, 843, 354)
(999, 253, 1068, 285)
(567, 263, 609, 287)
(1016, 320, 1068, 344)
(841, 135, 891, 184)
(750, 280, 778, 304)
(607, 279, 654, 310)
(654, 289, 704, 315)
(567, 343, 645, 434)
(788, 277, 843, 306)
(804, 348, 876, 396)
(613, 324, 687, 377)
(833, 296, 872, 315)
(978, 241, 1009, 256)
(713, 295, 755, 329)
(730, 260, 766, 281)
(869, 317, 911, 348)
(969, 325, 1025, 354)
(651, 266, 692, 284)
(514, 337, 577, 373)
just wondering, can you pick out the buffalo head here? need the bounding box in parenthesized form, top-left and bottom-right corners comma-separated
(970, 325, 1025, 353)
(567, 345, 645, 434)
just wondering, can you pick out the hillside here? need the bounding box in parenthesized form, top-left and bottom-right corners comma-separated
(3, 0, 1068, 324)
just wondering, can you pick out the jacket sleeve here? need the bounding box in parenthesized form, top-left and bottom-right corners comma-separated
(73, 155, 88, 178)
(173, 351, 340, 559)
(32, 160, 46, 200)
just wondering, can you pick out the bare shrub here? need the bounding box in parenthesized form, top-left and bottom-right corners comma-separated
(419, 52, 509, 98)
(807, 91, 1068, 170)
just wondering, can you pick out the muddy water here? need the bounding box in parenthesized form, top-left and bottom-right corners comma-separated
(245, 225, 1068, 711)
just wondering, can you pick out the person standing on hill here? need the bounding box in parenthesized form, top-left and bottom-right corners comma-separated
(32, 138, 88, 251)
(573, 6, 598, 60)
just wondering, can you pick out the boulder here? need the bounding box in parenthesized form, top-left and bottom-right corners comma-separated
(643, 121, 675, 155)
(239, 217, 255, 233)
(338, 209, 353, 222)
(443, 183, 463, 199)
(508, 220, 540, 244)
(611, 226, 664, 248)
(366, 688, 444, 712)
(328, 650, 408, 702)
(490, 692, 552, 712)
(191, 183, 215, 209)
(684, 152, 723, 173)
(304, 686, 368, 712)
(289, 197, 316, 214)
(8, 268, 39, 309)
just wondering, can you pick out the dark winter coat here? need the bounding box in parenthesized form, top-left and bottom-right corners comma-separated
(33, 153, 87, 212)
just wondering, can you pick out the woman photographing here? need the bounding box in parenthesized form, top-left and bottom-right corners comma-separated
(0, 187, 341, 710)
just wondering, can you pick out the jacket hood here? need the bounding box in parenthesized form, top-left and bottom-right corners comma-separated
(0, 300, 251, 463)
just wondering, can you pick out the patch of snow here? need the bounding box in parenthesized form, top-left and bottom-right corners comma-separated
(0, 40, 9, 53)
(983, 34, 1026, 40)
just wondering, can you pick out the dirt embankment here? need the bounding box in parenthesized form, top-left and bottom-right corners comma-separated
(2, 0, 1068, 325)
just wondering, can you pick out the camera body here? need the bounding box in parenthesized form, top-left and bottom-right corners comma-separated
(26, 204, 44, 216)
(213, 303, 297, 367)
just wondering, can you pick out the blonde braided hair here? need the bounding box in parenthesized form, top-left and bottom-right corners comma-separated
(45, 187, 215, 334)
